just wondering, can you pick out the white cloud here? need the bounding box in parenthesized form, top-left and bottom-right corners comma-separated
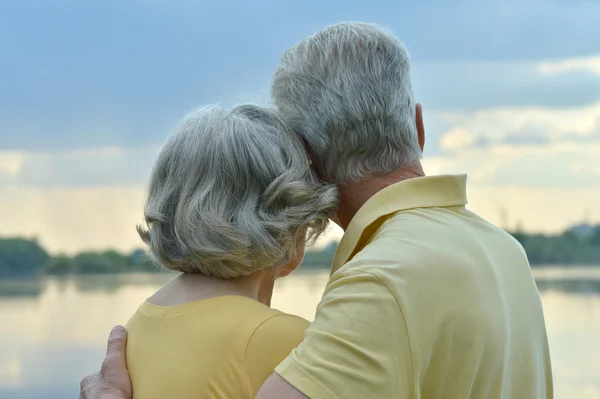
(0, 186, 147, 255)
(539, 56, 600, 76)
(0, 185, 344, 255)
(425, 141, 600, 188)
(2, 99, 600, 253)
(4, 101, 599, 190)
(0, 145, 597, 254)
(0, 151, 24, 177)
(439, 127, 477, 152)
(436, 100, 600, 146)
(428, 100, 600, 187)
(457, 184, 600, 234)
(0, 146, 160, 188)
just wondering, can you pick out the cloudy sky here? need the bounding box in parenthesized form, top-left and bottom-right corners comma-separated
(1, 0, 599, 254)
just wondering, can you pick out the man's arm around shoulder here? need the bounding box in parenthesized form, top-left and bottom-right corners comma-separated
(257, 270, 411, 399)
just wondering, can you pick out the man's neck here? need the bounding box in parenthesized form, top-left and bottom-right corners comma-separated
(335, 163, 425, 230)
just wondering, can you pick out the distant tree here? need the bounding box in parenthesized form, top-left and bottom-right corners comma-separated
(129, 249, 161, 272)
(590, 227, 600, 247)
(130, 249, 147, 263)
(44, 255, 74, 275)
(5, 222, 600, 277)
(0, 237, 50, 277)
(510, 223, 528, 246)
(71, 252, 115, 274)
(561, 230, 580, 244)
(300, 241, 339, 269)
(101, 250, 131, 271)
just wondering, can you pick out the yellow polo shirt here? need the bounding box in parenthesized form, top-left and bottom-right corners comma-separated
(275, 175, 553, 399)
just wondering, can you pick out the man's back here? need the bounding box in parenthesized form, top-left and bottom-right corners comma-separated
(365, 205, 553, 398)
(275, 175, 552, 398)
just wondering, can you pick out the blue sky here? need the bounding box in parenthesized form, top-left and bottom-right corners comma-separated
(1, 0, 600, 253)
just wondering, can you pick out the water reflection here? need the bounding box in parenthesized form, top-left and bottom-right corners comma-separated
(0, 268, 598, 398)
(0, 267, 597, 298)
(537, 278, 600, 294)
(0, 279, 44, 298)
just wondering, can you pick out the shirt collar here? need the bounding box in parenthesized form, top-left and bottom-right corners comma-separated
(331, 174, 468, 274)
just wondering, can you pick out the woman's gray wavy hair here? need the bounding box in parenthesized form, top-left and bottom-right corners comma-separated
(137, 104, 338, 279)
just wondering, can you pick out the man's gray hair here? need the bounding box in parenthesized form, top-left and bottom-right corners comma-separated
(137, 104, 338, 279)
(272, 22, 422, 184)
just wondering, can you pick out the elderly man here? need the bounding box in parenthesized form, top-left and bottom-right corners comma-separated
(81, 22, 553, 398)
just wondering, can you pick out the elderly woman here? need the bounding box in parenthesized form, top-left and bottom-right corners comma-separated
(125, 104, 337, 398)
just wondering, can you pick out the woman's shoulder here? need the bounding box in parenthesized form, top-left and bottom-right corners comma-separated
(238, 300, 310, 346)
(216, 296, 309, 330)
(127, 295, 309, 352)
(244, 311, 310, 397)
(251, 311, 310, 339)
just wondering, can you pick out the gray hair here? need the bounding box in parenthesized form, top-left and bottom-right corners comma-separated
(271, 22, 422, 184)
(137, 104, 338, 279)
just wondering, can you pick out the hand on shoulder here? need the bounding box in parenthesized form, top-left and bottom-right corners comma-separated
(79, 326, 133, 399)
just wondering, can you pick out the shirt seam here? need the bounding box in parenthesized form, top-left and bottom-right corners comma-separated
(138, 295, 259, 317)
(348, 269, 416, 398)
(243, 312, 286, 399)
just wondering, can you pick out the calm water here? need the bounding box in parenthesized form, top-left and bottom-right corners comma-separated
(0, 268, 599, 399)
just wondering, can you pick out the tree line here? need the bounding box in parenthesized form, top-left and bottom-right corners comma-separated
(1, 226, 600, 278)
(0, 238, 159, 278)
(511, 227, 600, 264)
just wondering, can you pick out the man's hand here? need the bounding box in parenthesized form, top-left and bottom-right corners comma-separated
(79, 325, 133, 399)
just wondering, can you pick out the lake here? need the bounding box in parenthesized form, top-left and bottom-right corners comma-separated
(0, 268, 599, 399)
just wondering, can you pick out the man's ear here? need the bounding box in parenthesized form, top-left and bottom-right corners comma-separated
(415, 103, 425, 152)
(297, 133, 315, 164)
(297, 133, 325, 179)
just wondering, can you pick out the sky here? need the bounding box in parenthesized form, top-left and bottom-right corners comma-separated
(1, 0, 599, 254)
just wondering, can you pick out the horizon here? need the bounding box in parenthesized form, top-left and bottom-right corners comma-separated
(4, 221, 600, 258)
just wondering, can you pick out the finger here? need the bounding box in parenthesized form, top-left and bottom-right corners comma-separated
(79, 373, 97, 399)
(106, 325, 127, 357)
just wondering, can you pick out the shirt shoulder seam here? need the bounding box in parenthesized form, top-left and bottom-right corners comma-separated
(243, 312, 287, 398)
(351, 268, 416, 398)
